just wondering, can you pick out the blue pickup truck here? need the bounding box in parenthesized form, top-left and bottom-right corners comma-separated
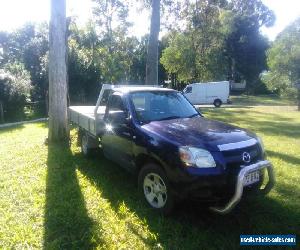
(69, 86, 275, 214)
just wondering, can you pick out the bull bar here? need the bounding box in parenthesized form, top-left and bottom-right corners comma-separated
(210, 160, 275, 214)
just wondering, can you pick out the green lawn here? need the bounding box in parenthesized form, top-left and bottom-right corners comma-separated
(0, 102, 299, 249)
(230, 94, 296, 106)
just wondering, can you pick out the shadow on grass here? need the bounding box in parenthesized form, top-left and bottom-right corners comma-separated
(44, 144, 96, 249)
(74, 151, 300, 249)
(202, 108, 300, 138)
(230, 95, 295, 106)
(267, 150, 300, 166)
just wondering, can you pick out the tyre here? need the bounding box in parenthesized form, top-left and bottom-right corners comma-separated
(138, 163, 175, 215)
(80, 131, 98, 157)
(213, 99, 222, 107)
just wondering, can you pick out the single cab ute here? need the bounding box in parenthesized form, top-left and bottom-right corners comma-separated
(69, 85, 275, 214)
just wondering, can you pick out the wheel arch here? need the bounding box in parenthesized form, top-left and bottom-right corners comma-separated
(135, 153, 166, 175)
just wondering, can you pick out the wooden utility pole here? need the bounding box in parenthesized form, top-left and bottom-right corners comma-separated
(145, 0, 160, 85)
(48, 0, 69, 143)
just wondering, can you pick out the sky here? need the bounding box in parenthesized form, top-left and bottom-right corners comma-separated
(261, 0, 300, 40)
(0, 0, 299, 40)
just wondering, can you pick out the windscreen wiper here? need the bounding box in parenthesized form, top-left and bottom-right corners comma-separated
(158, 116, 182, 121)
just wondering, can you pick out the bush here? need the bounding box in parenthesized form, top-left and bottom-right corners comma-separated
(0, 63, 32, 122)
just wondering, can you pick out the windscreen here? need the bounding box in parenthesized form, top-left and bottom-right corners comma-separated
(130, 91, 199, 123)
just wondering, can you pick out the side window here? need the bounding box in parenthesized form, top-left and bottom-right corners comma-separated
(132, 93, 146, 111)
(185, 86, 192, 94)
(108, 95, 125, 112)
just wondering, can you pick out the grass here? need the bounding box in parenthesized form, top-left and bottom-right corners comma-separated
(0, 97, 299, 249)
(230, 94, 296, 106)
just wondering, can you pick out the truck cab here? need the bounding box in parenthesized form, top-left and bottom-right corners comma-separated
(69, 86, 274, 215)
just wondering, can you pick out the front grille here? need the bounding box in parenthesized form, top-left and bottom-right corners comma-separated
(221, 143, 264, 192)
(222, 143, 263, 170)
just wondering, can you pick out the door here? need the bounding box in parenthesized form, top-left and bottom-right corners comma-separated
(191, 84, 206, 104)
(197, 85, 207, 104)
(102, 94, 135, 170)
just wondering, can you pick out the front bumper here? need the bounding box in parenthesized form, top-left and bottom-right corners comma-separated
(210, 160, 275, 214)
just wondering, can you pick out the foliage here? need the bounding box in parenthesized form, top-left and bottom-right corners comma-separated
(229, 0, 275, 27)
(263, 18, 300, 98)
(67, 21, 150, 103)
(92, 0, 131, 38)
(68, 22, 102, 104)
(0, 62, 31, 122)
(22, 23, 49, 101)
(161, 1, 227, 83)
(161, 0, 274, 93)
(222, 0, 274, 93)
(161, 33, 195, 82)
(222, 12, 270, 92)
(0, 0, 292, 122)
(0, 100, 299, 248)
(0, 23, 48, 100)
(91, 0, 135, 84)
(0, 23, 48, 121)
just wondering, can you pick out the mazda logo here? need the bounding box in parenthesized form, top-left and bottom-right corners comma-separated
(242, 152, 251, 163)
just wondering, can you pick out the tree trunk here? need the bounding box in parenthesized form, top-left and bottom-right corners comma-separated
(231, 57, 236, 81)
(66, 17, 70, 107)
(48, 0, 69, 143)
(0, 100, 4, 123)
(45, 90, 49, 115)
(146, 0, 160, 85)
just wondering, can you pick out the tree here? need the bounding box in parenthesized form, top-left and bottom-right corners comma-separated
(48, 0, 69, 143)
(222, 14, 270, 92)
(161, 0, 274, 92)
(223, 0, 275, 92)
(160, 33, 196, 82)
(264, 18, 300, 110)
(161, 1, 227, 83)
(146, 0, 160, 85)
(92, 0, 130, 46)
(22, 23, 49, 103)
(92, 0, 137, 83)
(0, 23, 49, 116)
(67, 22, 102, 103)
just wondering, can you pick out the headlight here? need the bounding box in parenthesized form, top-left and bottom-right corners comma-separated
(179, 146, 216, 168)
(257, 136, 265, 153)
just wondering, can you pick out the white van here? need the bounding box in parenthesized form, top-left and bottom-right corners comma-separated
(183, 81, 229, 107)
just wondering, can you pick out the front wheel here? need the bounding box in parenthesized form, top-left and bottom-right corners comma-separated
(138, 163, 175, 215)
